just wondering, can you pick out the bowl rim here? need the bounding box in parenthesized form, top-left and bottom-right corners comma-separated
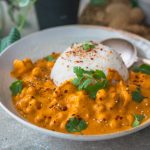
(0, 24, 150, 141)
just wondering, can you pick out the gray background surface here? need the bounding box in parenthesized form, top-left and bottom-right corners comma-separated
(1, 107, 150, 150)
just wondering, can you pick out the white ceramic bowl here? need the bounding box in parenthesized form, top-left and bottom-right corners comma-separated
(0, 25, 150, 141)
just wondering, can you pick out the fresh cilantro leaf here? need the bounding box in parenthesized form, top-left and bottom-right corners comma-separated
(72, 66, 108, 99)
(90, 0, 107, 6)
(86, 80, 108, 99)
(82, 42, 95, 51)
(73, 66, 85, 77)
(93, 70, 106, 79)
(131, 0, 138, 8)
(0, 27, 21, 52)
(133, 64, 150, 75)
(86, 83, 101, 99)
(78, 78, 93, 90)
(10, 80, 23, 96)
(72, 77, 83, 86)
(132, 88, 145, 103)
(132, 114, 144, 127)
(44, 55, 55, 62)
(65, 117, 88, 133)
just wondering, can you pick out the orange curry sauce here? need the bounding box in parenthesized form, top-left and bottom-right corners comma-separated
(11, 53, 150, 135)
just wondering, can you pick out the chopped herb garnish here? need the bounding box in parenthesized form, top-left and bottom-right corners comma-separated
(65, 117, 88, 133)
(133, 64, 150, 75)
(93, 70, 106, 79)
(82, 42, 95, 51)
(86, 80, 108, 99)
(132, 88, 145, 103)
(78, 78, 93, 90)
(72, 66, 108, 99)
(44, 55, 55, 62)
(73, 66, 85, 77)
(132, 114, 144, 127)
(72, 77, 83, 87)
(90, 0, 107, 6)
(10, 80, 23, 96)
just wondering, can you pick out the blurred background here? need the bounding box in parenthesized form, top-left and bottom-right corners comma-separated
(0, 0, 150, 39)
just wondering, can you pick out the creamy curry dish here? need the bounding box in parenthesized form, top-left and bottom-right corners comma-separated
(10, 41, 150, 135)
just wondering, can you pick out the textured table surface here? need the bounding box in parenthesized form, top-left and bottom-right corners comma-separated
(1, 107, 150, 150)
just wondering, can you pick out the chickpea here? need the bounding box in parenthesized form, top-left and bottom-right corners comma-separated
(16, 97, 29, 109)
(14, 95, 20, 101)
(26, 87, 36, 95)
(13, 59, 26, 75)
(16, 102, 22, 110)
(29, 99, 37, 106)
(32, 67, 41, 77)
(106, 101, 116, 110)
(25, 106, 34, 114)
(56, 113, 63, 120)
(127, 114, 134, 126)
(45, 118, 50, 124)
(49, 98, 57, 105)
(23, 58, 33, 70)
(66, 95, 80, 108)
(53, 87, 61, 97)
(25, 99, 38, 113)
(93, 105, 97, 111)
(77, 91, 86, 98)
(13, 59, 24, 70)
(96, 113, 109, 121)
(47, 62, 54, 68)
(49, 120, 55, 128)
(97, 89, 107, 99)
(20, 88, 27, 97)
(60, 121, 66, 129)
(122, 91, 132, 107)
(44, 80, 52, 87)
(35, 114, 45, 123)
(28, 99, 41, 110)
(109, 119, 120, 129)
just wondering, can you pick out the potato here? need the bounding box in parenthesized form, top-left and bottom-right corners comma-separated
(130, 8, 145, 24)
(106, 3, 131, 15)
